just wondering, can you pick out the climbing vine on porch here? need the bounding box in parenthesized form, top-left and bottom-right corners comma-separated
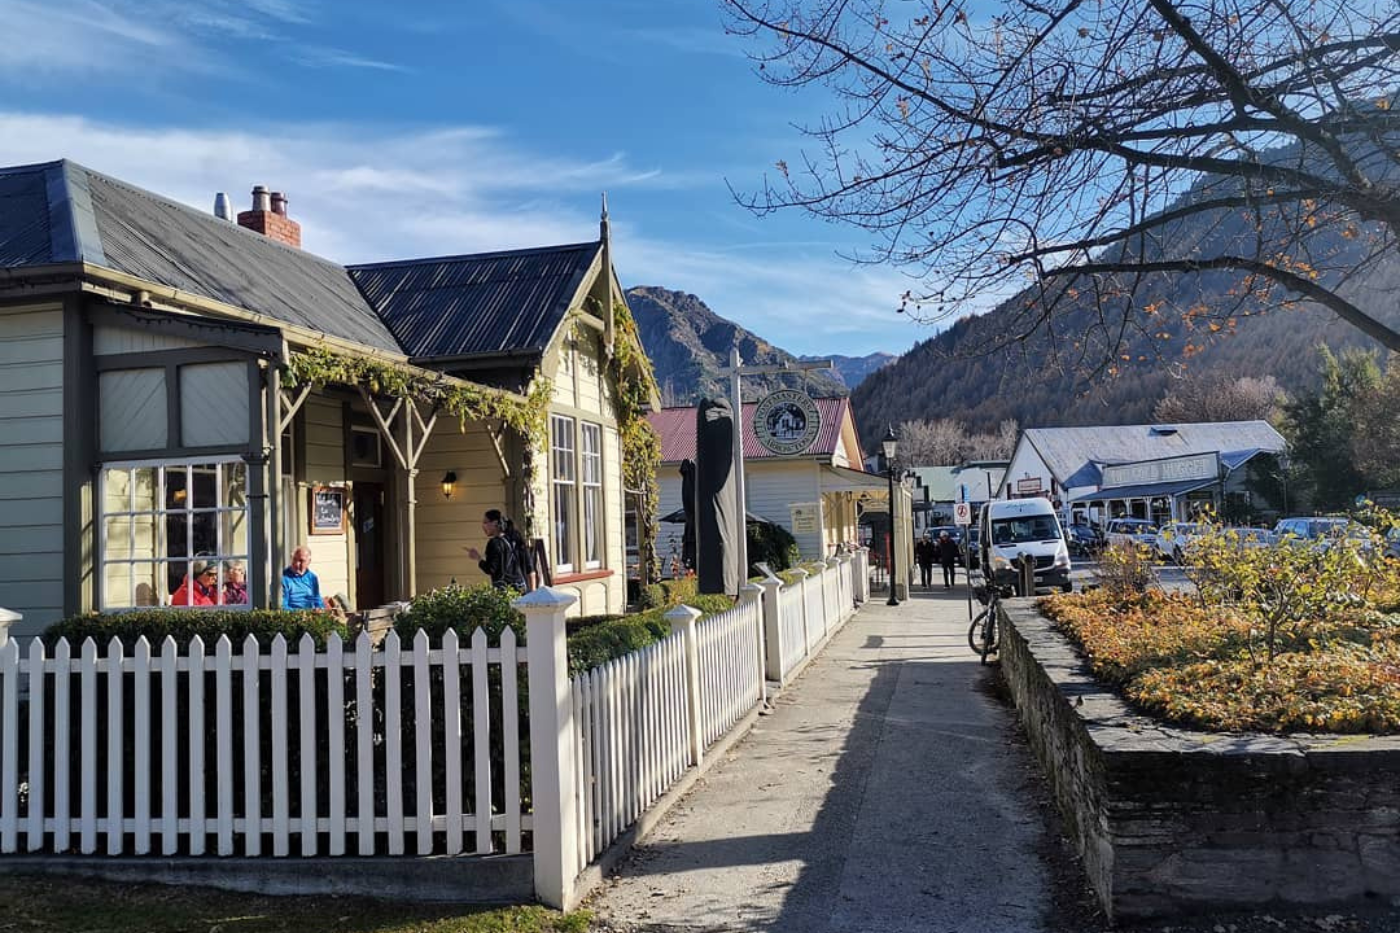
(283, 347, 552, 449)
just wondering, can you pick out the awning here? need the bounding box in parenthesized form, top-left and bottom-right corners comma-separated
(1070, 477, 1216, 502)
(819, 465, 892, 494)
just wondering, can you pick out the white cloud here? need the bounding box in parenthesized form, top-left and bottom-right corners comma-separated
(0, 109, 929, 356)
(0, 0, 396, 79)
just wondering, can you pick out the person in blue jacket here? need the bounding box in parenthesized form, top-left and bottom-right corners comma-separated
(282, 545, 330, 610)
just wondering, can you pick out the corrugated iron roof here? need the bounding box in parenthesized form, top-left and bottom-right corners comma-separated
(647, 396, 854, 464)
(1022, 421, 1287, 487)
(87, 170, 403, 352)
(349, 242, 600, 360)
(0, 160, 402, 353)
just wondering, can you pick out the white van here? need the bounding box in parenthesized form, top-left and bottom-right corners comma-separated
(978, 497, 1073, 595)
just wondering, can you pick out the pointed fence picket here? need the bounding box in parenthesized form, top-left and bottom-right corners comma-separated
(0, 629, 528, 858)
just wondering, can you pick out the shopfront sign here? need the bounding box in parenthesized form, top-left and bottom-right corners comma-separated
(753, 389, 821, 456)
(1101, 452, 1219, 489)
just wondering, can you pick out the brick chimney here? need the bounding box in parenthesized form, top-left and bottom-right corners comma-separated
(237, 185, 301, 248)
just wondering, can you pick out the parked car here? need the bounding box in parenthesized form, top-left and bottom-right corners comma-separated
(963, 525, 981, 570)
(1272, 516, 1352, 544)
(1155, 522, 1204, 563)
(1103, 518, 1159, 552)
(1064, 523, 1103, 558)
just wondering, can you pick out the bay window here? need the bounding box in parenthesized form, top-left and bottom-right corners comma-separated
(99, 459, 251, 610)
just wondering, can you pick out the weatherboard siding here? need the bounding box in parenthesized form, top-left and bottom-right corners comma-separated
(748, 463, 824, 559)
(0, 303, 65, 636)
(414, 415, 507, 593)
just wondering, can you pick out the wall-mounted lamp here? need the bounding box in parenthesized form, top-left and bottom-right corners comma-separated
(441, 471, 457, 500)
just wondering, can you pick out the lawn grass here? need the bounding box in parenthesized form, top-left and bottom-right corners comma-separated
(0, 875, 591, 933)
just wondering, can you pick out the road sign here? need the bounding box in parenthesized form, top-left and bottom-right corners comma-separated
(953, 502, 972, 526)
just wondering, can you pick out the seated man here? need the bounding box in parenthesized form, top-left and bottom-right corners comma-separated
(282, 545, 331, 610)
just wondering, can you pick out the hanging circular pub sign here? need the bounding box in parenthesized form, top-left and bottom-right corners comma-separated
(753, 389, 821, 456)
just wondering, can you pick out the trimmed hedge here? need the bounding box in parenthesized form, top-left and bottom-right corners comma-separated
(43, 609, 348, 650)
(392, 583, 523, 643)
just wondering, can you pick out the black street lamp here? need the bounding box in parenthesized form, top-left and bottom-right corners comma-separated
(882, 425, 900, 606)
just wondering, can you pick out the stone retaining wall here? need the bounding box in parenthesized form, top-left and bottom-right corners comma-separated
(998, 599, 1400, 921)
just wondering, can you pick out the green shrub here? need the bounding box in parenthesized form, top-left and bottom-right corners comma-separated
(567, 614, 670, 676)
(748, 522, 801, 575)
(638, 583, 668, 610)
(44, 609, 347, 651)
(393, 582, 524, 643)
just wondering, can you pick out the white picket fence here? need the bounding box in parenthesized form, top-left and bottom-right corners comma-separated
(0, 547, 871, 909)
(0, 628, 527, 859)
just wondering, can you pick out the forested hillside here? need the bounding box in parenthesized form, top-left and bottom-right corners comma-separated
(626, 286, 848, 404)
(851, 199, 1400, 451)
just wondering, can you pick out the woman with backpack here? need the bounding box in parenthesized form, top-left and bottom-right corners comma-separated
(466, 509, 534, 592)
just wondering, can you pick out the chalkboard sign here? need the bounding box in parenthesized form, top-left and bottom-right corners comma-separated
(311, 486, 346, 535)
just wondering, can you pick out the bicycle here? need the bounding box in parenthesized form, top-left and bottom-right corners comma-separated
(967, 581, 1012, 664)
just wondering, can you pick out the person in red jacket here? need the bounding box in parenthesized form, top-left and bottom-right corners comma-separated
(171, 559, 219, 606)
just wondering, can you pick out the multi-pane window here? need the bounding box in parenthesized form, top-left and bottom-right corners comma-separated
(581, 423, 603, 568)
(99, 460, 250, 609)
(551, 415, 576, 573)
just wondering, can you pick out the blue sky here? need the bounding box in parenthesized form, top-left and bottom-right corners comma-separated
(0, 0, 928, 357)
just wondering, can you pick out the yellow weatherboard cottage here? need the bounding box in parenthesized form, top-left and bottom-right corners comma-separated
(0, 160, 659, 637)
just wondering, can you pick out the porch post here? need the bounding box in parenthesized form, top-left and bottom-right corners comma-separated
(401, 399, 419, 599)
(267, 365, 283, 608)
(248, 369, 270, 610)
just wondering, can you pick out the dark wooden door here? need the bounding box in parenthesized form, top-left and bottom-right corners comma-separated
(353, 483, 386, 611)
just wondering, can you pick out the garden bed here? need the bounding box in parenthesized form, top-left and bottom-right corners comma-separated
(997, 598, 1400, 921)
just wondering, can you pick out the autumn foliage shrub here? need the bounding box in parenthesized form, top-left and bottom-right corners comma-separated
(1042, 516, 1400, 733)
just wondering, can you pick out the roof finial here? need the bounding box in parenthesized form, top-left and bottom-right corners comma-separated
(600, 192, 610, 244)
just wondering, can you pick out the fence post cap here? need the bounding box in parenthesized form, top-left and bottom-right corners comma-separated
(759, 572, 783, 591)
(512, 586, 578, 614)
(0, 608, 20, 625)
(790, 567, 810, 579)
(663, 604, 703, 625)
(739, 582, 764, 603)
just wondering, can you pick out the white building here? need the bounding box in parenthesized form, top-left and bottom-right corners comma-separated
(1000, 421, 1288, 526)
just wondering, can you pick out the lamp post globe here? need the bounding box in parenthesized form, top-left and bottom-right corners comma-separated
(882, 425, 899, 607)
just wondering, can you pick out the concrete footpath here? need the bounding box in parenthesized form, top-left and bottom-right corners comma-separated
(587, 583, 1058, 933)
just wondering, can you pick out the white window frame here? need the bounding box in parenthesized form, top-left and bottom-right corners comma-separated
(551, 415, 577, 574)
(581, 422, 604, 570)
(97, 455, 252, 611)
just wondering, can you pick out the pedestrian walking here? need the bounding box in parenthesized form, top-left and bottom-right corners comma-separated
(937, 530, 960, 589)
(914, 533, 937, 588)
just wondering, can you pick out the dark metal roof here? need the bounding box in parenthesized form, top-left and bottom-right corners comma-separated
(0, 159, 403, 353)
(0, 162, 67, 266)
(349, 242, 600, 360)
